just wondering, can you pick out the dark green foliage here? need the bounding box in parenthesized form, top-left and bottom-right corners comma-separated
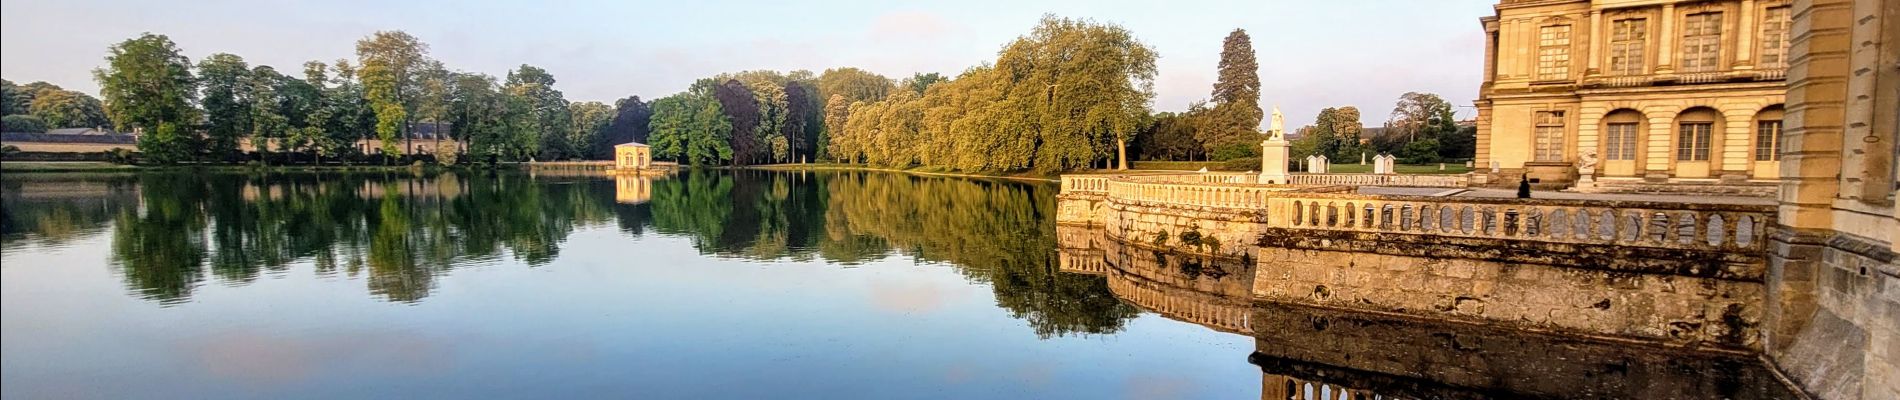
(2, 114, 48, 133)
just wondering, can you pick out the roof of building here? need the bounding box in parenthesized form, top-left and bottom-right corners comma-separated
(615, 142, 649, 147)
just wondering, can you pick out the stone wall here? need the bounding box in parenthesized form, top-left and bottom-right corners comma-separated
(1252, 227, 1767, 350)
(1097, 198, 1265, 259)
(1771, 232, 1899, 400)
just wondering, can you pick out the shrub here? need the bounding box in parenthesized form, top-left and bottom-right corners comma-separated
(1152, 230, 1170, 246)
(435, 146, 459, 166)
(1218, 157, 1259, 171)
(2, 114, 47, 133)
(1178, 229, 1202, 247)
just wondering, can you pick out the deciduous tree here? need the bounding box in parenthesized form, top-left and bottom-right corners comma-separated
(94, 33, 198, 163)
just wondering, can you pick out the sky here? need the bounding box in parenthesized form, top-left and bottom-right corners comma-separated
(0, 0, 1494, 127)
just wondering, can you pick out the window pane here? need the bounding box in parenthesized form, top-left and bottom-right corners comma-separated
(1756, 120, 1782, 161)
(1678, 123, 1712, 161)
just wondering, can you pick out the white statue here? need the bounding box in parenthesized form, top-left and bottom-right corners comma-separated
(1269, 106, 1285, 138)
(1577, 149, 1600, 171)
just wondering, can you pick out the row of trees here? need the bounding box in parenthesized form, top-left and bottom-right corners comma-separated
(87, 31, 636, 164)
(73, 17, 1464, 170)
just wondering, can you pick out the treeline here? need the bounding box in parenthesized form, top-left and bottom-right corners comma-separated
(63, 15, 1466, 170)
(646, 15, 1160, 173)
(80, 31, 641, 165)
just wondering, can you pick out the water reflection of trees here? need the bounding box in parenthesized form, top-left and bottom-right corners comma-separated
(3, 170, 1136, 337)
(636, 170, 1138, 337)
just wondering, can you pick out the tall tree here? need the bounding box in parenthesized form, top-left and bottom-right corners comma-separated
(567, 101, 614, 159)
(360, 59, 404, 161)
(355, 30, 429, 155)
(821, 94, 850, 162)
(712, 79, 762, 165)
(247, 65, 290, 161)
(602, 96, 652, 157)
(198, 53, 252, 160)
(1202, 28, 1263, 162)
(504, 64, 569, 160)
(94, 33, 198, 164)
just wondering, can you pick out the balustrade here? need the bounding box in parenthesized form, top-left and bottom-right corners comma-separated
(1269, 194, 1770, 252)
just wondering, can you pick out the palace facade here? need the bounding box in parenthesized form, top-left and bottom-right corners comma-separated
(1476, 0, 1793, 185)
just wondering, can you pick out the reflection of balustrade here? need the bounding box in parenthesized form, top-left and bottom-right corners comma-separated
(1288, 173, 1466, 188)
(1262, 375, 1378, 400)
(1106, 271, 1252, 334)
(1266, 193, 1772, 252)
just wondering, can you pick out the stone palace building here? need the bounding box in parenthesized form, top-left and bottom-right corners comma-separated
(1476, 0, 1794, 187)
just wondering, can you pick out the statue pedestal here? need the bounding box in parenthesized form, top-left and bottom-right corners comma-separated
(1260, 138, 1290, 184)
(1577, 167, 1597, 188)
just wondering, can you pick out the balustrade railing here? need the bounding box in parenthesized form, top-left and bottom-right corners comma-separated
(1264, 194, 1771, 252)
(1289, 173, 1467, 188)
(1061, 175, 1110, 194)
(1105, 179, 1298, 210)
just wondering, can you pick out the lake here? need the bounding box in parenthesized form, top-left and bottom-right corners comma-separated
(0, 170, 1798, 399)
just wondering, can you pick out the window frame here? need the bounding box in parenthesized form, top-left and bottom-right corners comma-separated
(1605, 122, 1640, 161)
(1758, 6, 1792, 68)
(1609, 18, 1648, 75)
(1534, 111, 1567, 162)
(1755, 120, 1783, 161)
(1537, 24, 1573, 80)
(1679, 12, 1724, 73)
(1677, 122, 1714, 161)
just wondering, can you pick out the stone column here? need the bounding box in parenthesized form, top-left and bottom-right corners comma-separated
(1587, 9, 1605, 76)
(1260, 137, 1290, 184)
(1735, 0, 1757, 69)
(1656, 3, 1677, 74)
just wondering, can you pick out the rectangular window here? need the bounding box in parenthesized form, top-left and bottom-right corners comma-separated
(1759, 6, 1792, 68)
(1680, 12, 1723, 72)
(1534, 111, 1566, 162)
(1606, 123, 1639, 160)
(1609, 18, 1648, 75)
(1537, 25, 1572, 80)
(1755, 120, 1782, 161)
(1678, 123, 1713, 161)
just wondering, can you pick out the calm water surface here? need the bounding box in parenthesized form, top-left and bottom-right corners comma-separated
(0, 170, 1797, 399)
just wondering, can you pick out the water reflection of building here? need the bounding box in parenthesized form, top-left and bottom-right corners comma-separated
(1057, 226, 1254, 335)
(1248, 302, 1798, 400)
(614, 175, 653, 205)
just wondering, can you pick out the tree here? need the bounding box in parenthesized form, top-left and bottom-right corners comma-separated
(2, 114, 48, 133)
(1132, 111, 1204, 161)
(712, 79, 762, 165)
(1200, 28, 1263, 161)
(901, 72, 946, 94)
(198, 53, 253, 160)
(0, 80, 24, 116)
(1300, 106, 1365, 162)
(355, 30, 430, 156)
(360, 59, 405, 161)
(816, 67, 895, 105)
(27, 89, 109, 129)
(601, 96, 651, 158)
(568, 101, 614, 160)
(504, 64, 569, 160)
(95, 33, 198, 164)
(647, 87, 731, 166)
(247, 65, 291, 161)
(821, 94, 850, 162)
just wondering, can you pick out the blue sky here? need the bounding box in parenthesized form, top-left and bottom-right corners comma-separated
(0, 0, 1494, 127)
